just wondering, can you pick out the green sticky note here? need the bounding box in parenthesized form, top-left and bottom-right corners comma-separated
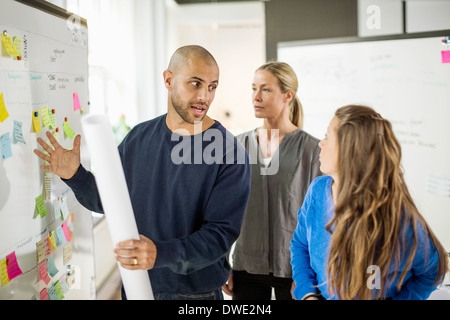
(63, 119, 75, 139)
(35, 194, 48, 218)
(54, 280, 65, 300)
(48, 108, 57, 129)
(41, 106, 51, 128)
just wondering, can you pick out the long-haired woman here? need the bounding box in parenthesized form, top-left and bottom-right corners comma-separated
(290, 105, 448, 300)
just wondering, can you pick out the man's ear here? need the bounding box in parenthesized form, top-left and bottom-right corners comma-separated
(163, 70, 173, 90)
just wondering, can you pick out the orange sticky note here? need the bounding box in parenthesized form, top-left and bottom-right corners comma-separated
(0, 93, 9, 123)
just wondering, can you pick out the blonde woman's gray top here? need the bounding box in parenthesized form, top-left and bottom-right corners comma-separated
(232, 128, 321, 278)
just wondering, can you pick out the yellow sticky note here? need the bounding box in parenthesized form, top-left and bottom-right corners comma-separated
(0, 258, 10, 286)
(13, 36, 22, 60)
(1, 33, 20, 57)
(48, 230, 58, 249)
(63, 119, 75, 139)
(41, 106, 50, 128)
(0, 93, 9, 123)
(32, 111, 42, 133)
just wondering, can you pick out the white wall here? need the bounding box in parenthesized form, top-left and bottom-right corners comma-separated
(406, 0, 450, 33)
(358, 0, 450, 37)
(166, 0, 266, 134)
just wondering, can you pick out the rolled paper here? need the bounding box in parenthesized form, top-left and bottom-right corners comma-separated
(81, 114, 154, 300)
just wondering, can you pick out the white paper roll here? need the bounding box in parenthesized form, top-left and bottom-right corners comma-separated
(81, 114, 154, 300)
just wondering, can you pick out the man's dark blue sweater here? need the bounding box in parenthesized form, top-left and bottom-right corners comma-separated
(64, 114, 251, 295)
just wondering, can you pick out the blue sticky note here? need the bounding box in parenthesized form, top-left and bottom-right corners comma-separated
(46, 255, 59, 277)
(1, 133, 12, 160)
(13, 120, 26, 144)
(55, 225, 67, 246)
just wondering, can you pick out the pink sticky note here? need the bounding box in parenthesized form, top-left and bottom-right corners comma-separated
(61, 222, 71, 241)
(73, 92, 81, 111)
(6, 252, 23, 280)
(40, 288, 49, 300)
(442, 50, 450, 64)
(38, 260, 51, 285)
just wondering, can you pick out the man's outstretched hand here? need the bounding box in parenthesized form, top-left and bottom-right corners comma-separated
(34, 131, 81, 180)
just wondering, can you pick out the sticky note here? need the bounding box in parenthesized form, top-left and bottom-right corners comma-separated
(48, 108, 57, 129)
(61, 221, 71, 242)
(40, 288, 49, 300)
(38, 260, 51, 285)
(32, 110, 42, 133)
(1, 33, 20, 57)
(13, 36, 22, 60)
(35, 194, 48, 218)
(13, 120, 26, 144)
(59, 197, 70, 220)
(63, 242, 72, 265)
(59, 274, 69, 294)
(1, 133, 12, 160)
(54, 280, 65, 300)
(67, 220, 74, 240)
(43, 172, 52, 201)
(44, 235, 53, 258)
(5, 252, 23, 280)
(63, 118, 75, 139)
(47, 282, 58, 300)
(0, 93, 9, 123)
(55, 225, 67, 246)
(46, 255, 58, 277)
(41, 106, 50, 128)
(73, 92, 81, 111)
(36, 239, 46, 264)
(0, 259, 10, 286)
(48, 230, 58, 249)
(442, 50, 450, 64)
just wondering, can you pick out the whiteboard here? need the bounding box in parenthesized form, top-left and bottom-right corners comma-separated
(0, 0, 95, 299)
(279, 33, 450, 252)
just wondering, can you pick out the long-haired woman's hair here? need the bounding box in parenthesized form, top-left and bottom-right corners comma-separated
(257, 61, 304, 129)
(326, 105, 448, 299)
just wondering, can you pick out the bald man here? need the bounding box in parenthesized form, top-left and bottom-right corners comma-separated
(34, 45, 251, 300)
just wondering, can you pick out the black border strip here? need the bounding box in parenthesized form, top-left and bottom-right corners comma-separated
(278, 30, 450, 49)
(14, 0, 87, 28)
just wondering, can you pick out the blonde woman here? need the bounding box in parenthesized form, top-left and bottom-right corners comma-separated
(290, 105, 448, 300)
(222, 62, 321, 300)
